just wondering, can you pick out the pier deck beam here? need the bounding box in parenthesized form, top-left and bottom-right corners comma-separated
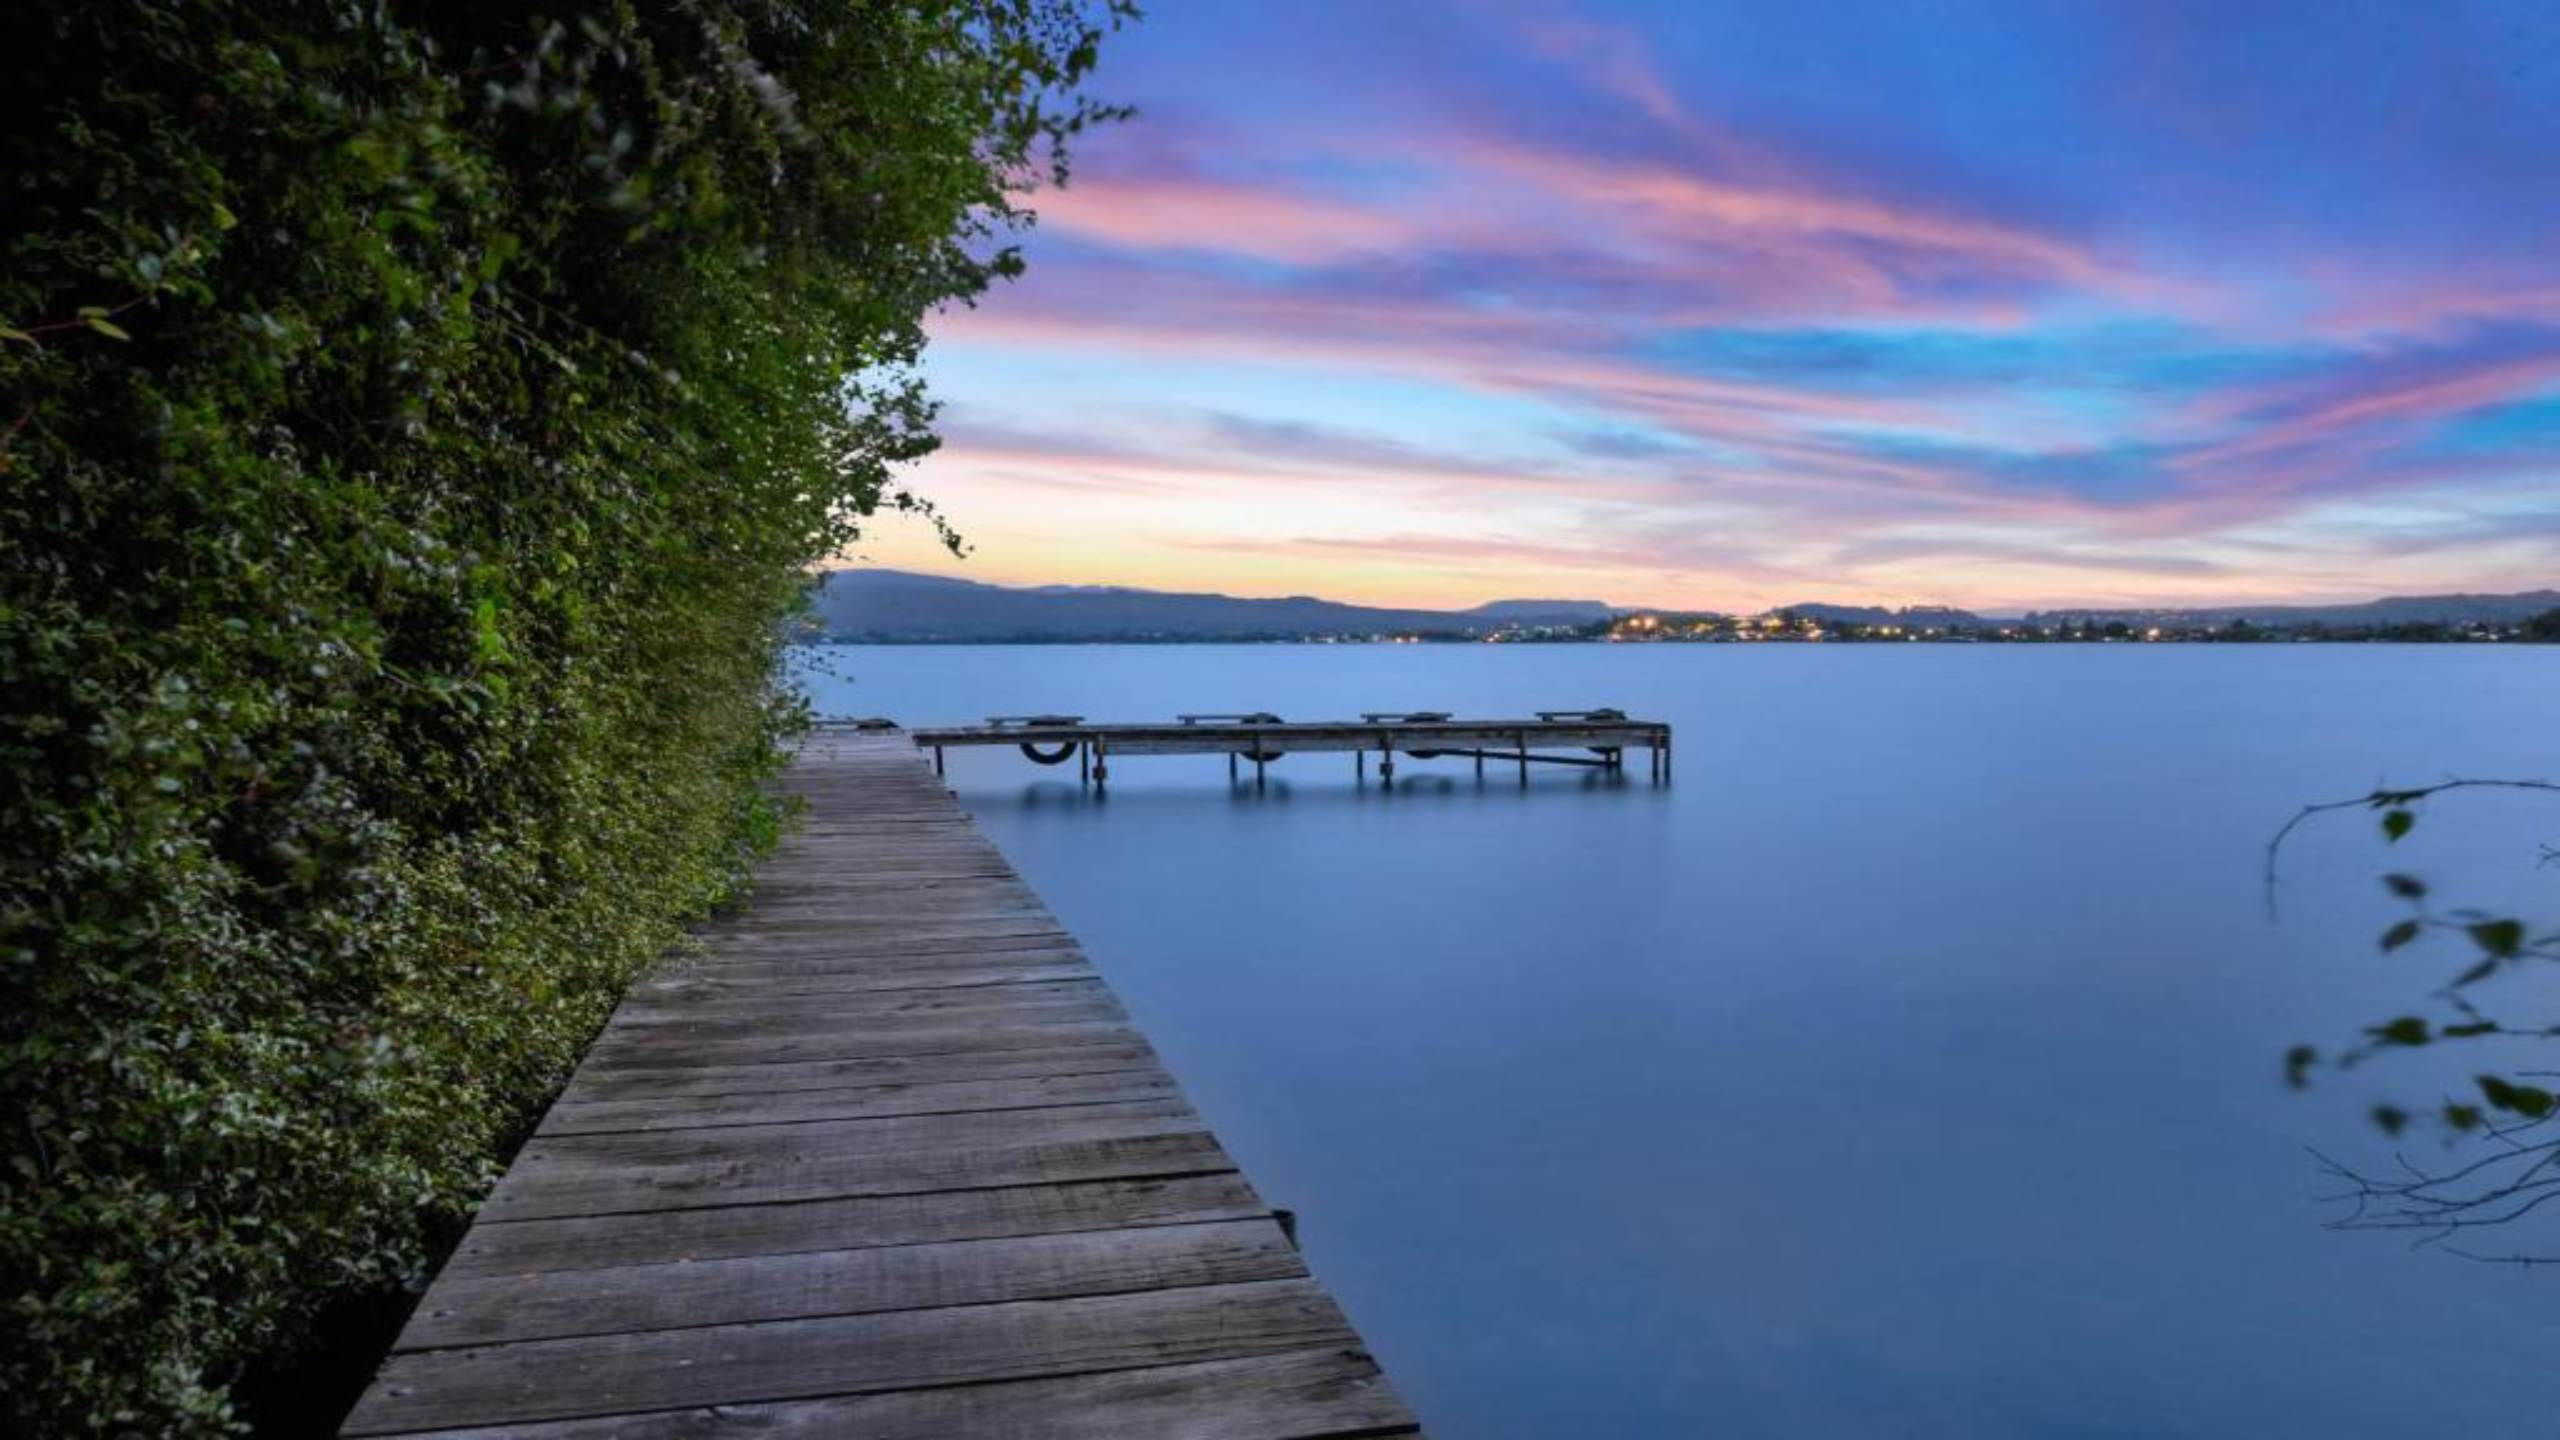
(913, 714, 1672, 791)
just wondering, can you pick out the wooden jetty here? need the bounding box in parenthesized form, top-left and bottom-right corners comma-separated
(340, 727, 1417, 1438)
(912, 708, 1673, 788)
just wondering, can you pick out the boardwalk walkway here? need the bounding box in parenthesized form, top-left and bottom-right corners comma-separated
(341, 728, 1416, 1438)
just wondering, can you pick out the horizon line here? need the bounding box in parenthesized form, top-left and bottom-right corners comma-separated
(818, 562, 2557, 618)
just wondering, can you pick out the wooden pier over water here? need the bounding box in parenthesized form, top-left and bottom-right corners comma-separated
(913, 709, 1673, 788)
(341, 728, 1417, 1438)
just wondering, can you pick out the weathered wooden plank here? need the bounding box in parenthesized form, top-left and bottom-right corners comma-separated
(732, 849, 1019, 869)
(621, 979, 1111, 1016)
(537, 1066, 1177, 1136)
(717, 891, 1049, 917)
(342, 1279, 1363, 1434)
(575, 1015, 1144, 1072)
(380, 1347, 1415, 1440)
(740, 872, 1042, 894)
(707, 912, 1062, 937)
(581, 1015, 1131, 1074)
(607, 976, 1114, 1028)
(748, 858, 1015, 875)
(712, 919, 1064, 941)
(403, 1217, 1304, 1349)
(711, 888, 1038, 911)
(445, 1173, 1270, 1279)
(554, 1037, 1163, 1104)
(591, 992, 1124, 1037)
(671, 934, 1085, 970)
(711, 876, 1039, 896)
(505, 1099, 1201, 1174)
(711, 884, 1046, 908)
(479, 1124, 1231, 1221)
(754, 845, 1011, 860)
(700, 916, 1071, 942)
(631, 953, 1095, 1000)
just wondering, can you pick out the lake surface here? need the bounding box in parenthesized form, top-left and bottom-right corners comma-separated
(794, 643, 2558, 1438)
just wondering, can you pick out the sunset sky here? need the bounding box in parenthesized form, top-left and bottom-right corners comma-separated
(855, 0, 2560, 613)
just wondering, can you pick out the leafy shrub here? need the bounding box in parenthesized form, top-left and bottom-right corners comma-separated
(0, 2, 1126, 1431)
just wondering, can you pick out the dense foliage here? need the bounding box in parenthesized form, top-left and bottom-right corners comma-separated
(0, 1, 1126, 1430)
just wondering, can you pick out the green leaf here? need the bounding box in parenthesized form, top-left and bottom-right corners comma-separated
(2370, 1016, 2430, 1046)
(2284, 1044, 2318, 1089)
(211, 201, 238, 230)
(2379, 918, 2421, 952)
(2371, 1104, 2409, 1135)
(2443, 1104, 2483, 1131)
(2479, 1075, 2555, 1118)
(2381, 808, 2415, 841)
(82, 314, 131, 341)
(2381, 873, 2427, 900)
(2467, 918, 2524, 957)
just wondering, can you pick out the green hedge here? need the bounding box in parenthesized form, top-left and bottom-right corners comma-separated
(0, 3, 1125, 1431)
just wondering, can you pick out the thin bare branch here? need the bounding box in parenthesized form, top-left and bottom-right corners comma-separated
(2265, 777, 2560, 918)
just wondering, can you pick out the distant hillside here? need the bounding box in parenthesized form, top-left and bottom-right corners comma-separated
(1776, 602, 1990, 627)
(807, 569, 1616, 641)
(2020, 590, 2560, 628)
(1465, 598, 1615, 622)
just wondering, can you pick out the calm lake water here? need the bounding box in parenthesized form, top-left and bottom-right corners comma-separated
(795, 643, 2557, 1438)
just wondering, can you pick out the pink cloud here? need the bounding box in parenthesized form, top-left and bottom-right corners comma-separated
(2180, 353, 2560, 473)
(2315, 280, 2560, 341)
(1034, 174, 1416, 263)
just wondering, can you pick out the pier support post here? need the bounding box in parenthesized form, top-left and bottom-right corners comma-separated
(1516, 732, 1528, 784)
(934, 745, 945, 777)
(1228, 752, 1237, 783)
(1080, 744, 1090, 785)
(1092, 739, 1108, 792)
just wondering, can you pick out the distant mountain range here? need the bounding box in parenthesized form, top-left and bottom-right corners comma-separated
(805, 569, 2558, 642)
(807, 569, 1614, 641)
(1770, 592, 2560, 629)
(2015, 590, 2560, 629)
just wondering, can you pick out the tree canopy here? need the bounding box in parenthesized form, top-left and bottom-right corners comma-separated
(0, 2, 1129, 1430)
